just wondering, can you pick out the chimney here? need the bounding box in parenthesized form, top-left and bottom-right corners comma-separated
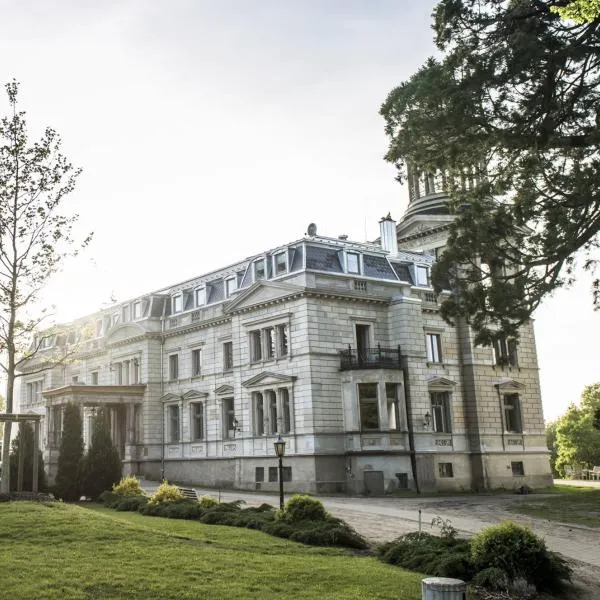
(379, 213, 398, 255)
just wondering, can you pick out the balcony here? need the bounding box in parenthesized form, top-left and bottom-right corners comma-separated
(339, 345, 402, 371)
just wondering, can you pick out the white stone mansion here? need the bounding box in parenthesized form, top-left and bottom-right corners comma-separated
(18, 180, 552, 493)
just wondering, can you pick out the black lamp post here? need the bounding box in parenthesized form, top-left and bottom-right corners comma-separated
(273, 434, 286, 510)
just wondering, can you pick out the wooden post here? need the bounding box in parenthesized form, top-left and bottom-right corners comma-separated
(32, 420, 40, 493)
(17, 421, 25, 492)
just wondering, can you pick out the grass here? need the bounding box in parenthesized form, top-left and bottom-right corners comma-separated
(508, 485, 600, 526)
(0, 502, 423, 599)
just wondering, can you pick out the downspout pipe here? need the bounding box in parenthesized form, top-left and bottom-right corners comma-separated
(160, 300, 166, 482)
(401, 351, 420, 494)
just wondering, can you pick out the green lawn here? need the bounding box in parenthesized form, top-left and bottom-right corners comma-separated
(508, 486, 600, 526)
(0, 502, 423, 599)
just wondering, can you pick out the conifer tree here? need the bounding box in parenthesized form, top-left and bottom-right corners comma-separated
(54, 403, 83, 501)
(9, 421, 47, 492)
(83, 408, 122, 500)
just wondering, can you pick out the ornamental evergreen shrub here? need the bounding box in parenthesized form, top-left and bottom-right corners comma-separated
(82, 409, 122, 500)
(54, 403, 84, 502)
(471, 522, 571, 592)
(198, 495, 218, 509)
(113, 475, 144, 497)
(148, 481, 185, 504)
(279, 495, 327, 522)
(9, 421, 47, 492)
(115, 496, 148, 511)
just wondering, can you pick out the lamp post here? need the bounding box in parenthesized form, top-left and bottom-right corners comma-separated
(273, 434, 286, 510)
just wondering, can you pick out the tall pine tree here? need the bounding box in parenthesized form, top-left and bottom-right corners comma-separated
(9, 421, 47, 492)
(83, 408, 122, 500)
(54, 403, 83, 501)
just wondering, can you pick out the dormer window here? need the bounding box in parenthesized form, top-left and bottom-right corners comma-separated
(347, 252, 360, 274)
(225, 277, 237, 297)
(172, 293, 183, 314)
(95, 320, 103, 338)
(274, 252, 287, 276)
(254, 259, 266, 282)
(195, 287, 206, 307)
(122, 304, 130, 322)
(133, 301, 142, 320)
(416, 265, 429, 286)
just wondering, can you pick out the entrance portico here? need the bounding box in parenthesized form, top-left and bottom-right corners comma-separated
(42, 384, 146, 480)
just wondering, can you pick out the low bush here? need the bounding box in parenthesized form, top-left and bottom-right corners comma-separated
(163, 501, 203, 520)
(198, 496, 218, 509)
(471, 521, 571, 592)
(113, 475, 144, 497)
(378, 532, 475, 579)
(262, 521, 294, 539)
(473, 567, 509, 591)
(115, 496, 148, 512)
(279, 495, 326, 523)
(98, 491, 120, 507)
(148, 482, 185, 504)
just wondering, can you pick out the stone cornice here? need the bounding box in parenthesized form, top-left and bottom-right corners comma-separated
(43, 384, 146, 398)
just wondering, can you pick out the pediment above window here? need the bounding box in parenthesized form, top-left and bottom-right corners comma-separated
(242, 371, 297, 388)
(182, 389, 209, 400)
(160, 393, 181, 403)
(215, 384, 234, 396)
(426, 376, 457, 391)
(494, 378, 525, 392)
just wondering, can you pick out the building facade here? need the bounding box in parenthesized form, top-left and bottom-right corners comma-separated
(18, 186, 552, 493)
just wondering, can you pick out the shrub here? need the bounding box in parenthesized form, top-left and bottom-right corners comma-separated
(471, 522, 571, 592)
(149, 482, 185, 504)
(98, 490, 120, 507)
(9, 422, 47, 493)
(163, 501, 203, 519)
(279, 495, 327, 523)
(198, 496, 218, 509)
(263, 521, 294, 539)
(115, 496, 148, 512)
(473, 567, 509, 591)
(113, 475, 144, 497)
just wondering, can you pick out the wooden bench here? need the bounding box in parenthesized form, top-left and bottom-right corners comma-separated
(177, 487, 199, 501)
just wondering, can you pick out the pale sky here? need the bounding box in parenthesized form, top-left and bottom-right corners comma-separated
(1, 0, 598, 421)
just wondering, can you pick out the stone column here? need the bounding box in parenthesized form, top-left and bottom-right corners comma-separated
(33, 420, 40, 493)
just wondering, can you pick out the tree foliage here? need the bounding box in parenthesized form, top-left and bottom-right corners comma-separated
(552, 0, 600, 23)
(552, 384, 600, 474)
(381, 0, 600, 345)
(54, 403, 84, 501)
(8, 421, 47, 492)
(82, 408, 122, 500)
(0, 81, 91, 492)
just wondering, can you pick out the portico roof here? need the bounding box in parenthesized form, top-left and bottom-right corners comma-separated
(42, 384, 146, 406)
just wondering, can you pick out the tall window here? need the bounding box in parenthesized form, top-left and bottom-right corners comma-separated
(91, 371, 99, 385)
(223, 341, 233, 371)
(277, 324, 289, 357)
(264, 327, 275, 360)
(225, 277, 237, 297)
(430, 392, 452, 433)
(254, 259, 266, 281)
(416, 266, 429, 286)
(347, 252, 360, 274)
(195, 287, 206, 307)
(169, 354, 179, 381)
(168, 405, 180, 442)
(223, 398, 236, 439)
(250, 330, 262, 362)
(192, 348, 202, 377)
(280, 388, 291, 434)
(494, 338, 518, 367)
(358, 383, 379, 430)
(386, 383, 401, 431)
(267, 390, 277, 435)
(426, 333, 442, 363)
(503, 394, 522, 433)
(274, 252, 287, 276)
(133, 359, 140, 384)
(172, 294, 182, 314)
(133, 301, 142, 320)
(254, 392, 264, 435)
(115, 363, 123, 385)
(192, 403, 204, 440)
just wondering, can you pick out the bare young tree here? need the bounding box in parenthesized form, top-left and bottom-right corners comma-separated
(0, 81, 91, 493)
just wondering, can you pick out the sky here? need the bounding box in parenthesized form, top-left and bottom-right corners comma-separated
(1, 0, 598, 421)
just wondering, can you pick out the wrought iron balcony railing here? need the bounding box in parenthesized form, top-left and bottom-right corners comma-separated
(339, 345, 402, 371)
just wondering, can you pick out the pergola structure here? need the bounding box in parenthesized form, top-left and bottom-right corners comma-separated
(0, 413, 42, 493)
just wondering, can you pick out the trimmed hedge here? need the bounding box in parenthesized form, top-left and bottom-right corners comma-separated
(100, 491, 367, 550)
